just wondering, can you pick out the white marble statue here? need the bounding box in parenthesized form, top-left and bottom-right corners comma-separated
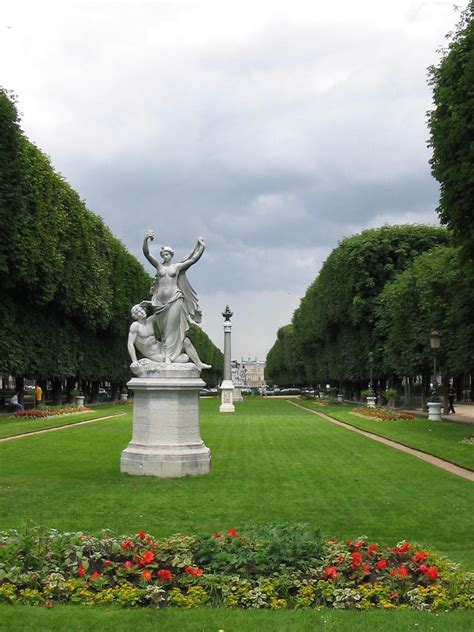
(128, 229, 211, 373)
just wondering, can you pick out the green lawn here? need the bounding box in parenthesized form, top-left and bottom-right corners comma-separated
(0, 403, 124, 439)
(1, 397, 473, 629)
(0, 398, 472, 565)
(296, 400, 474, 470)
(0, 604, 472, 632)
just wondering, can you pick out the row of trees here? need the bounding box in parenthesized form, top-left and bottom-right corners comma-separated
(267, 3, 474, 403)
(266, 226, 474, 401)
(0, 89, 222, 403)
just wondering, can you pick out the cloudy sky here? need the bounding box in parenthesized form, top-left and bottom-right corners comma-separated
(1, 1, 463, 359)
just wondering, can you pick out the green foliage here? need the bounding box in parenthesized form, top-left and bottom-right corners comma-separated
(0, 88, 221, 385)
(428, 2, 474, 259)
(0, 525, 472, 611)
(265, 325, 305, 386)
(188, 325, 223, 387)
(193, 524, 323, 577)
(377, 246, 474, 377)
(288, 225, 448, 385)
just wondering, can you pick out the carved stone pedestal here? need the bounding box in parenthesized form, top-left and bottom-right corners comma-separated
(233, 384, 243, 402)
(427, 401, 442, 421)
(120, 364, 211, 478)
(219, 379, 235, 413)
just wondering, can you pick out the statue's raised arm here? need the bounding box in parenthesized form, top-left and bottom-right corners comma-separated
(143, 229, 160, 269)
(176, 236, 205, 273)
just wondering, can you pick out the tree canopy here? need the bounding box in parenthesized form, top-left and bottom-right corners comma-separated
(428, 1, 474, 259)
(0, 89, 222, 391)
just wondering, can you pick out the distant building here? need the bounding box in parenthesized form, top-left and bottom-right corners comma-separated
(240, 357, 266, 388)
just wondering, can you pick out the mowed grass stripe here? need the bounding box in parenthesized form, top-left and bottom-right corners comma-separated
(0, 398, 472, 568)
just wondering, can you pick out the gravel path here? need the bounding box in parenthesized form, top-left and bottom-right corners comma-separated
(288, 400, 474, 482)
(0, 413, 126, 443)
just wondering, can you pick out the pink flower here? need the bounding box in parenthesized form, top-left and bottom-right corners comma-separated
(124, 561, 133, 569)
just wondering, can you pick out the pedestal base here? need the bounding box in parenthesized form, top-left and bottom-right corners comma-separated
(366, 396, 377, 409)
(120, 364, 211, 478)
(233, 384, 243, 402)
(427, 401, 442, 421)
(219, 379, 235, 413)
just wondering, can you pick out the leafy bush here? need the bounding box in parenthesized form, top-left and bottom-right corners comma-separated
(0, 525, 471, 610)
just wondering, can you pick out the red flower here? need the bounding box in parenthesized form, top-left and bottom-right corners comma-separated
(336, 555, 343, 564)
(363, 565, 370, 575)
(351, 552, 363, 568)
(331, 537, 337, 543)
(394, 541, 409, 554)
(90, 571, 100, 580)
(77, 565, 86, 577)
(413, 552, 427, 563)
(376, 559, 387, 570)
(399, 565, 408, 577)
(140, 550, 155, 565)
(354, 541, 363, 550)
(426, 566, 438, 581)
(390, 591, 399, 600)
(227, 528, 237, 537)
(121, 539, 133, 550)
(367, 544, 377, 555)
(322, 566, 337, 580)
(390, 569, 397, 577)
(416, 564, 429, 574)
(124, 561, 133, 569)
(346, 539, 353, 547)
(141, 570, 152, 581)
(184, 566, 203, 576)
(145, 535, 152, 544)
(157, 569, 172, 581)
(212, 533, 221, 539)
(139, 530, 145, 540)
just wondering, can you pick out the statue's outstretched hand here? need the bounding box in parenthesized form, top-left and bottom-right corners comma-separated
(145, 229, 155, 241)
(197, 236, 205, 247)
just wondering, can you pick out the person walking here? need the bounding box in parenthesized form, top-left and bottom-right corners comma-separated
(35, 383, 43, 408)
(448, 385, 456, 414)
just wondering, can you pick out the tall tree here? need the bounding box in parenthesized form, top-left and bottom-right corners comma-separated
(428, 1, 474, 259)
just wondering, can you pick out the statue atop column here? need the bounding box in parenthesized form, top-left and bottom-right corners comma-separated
(128, 229, 211, 376)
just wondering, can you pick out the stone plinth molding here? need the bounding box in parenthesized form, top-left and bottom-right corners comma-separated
(120, 364, 211, 477)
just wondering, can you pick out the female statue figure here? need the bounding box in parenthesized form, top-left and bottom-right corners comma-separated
(141, 229, 211, 371)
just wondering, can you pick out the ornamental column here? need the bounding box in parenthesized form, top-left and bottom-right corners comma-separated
(219, 305, 235, 413)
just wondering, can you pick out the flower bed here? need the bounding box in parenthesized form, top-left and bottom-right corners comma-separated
(460, 434, 474, 446)
(351, 408, 416, 421)
(0, 525, 471, 610)
(12, 405, 92, 419)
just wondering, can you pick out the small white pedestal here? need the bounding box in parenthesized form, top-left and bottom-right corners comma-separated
(233, 384, 243, 402)
(120, 364, 211, 478)
(121, 393, 129, 401)
(366, 396, 377, 409)
(75, 395, 85, 409)
(219, 379, 235, 413)
(337, 393, 344, 403)
(427, 401, 442, 421)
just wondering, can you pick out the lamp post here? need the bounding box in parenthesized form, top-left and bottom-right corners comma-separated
(367, 352, 376, 408)
(428, 329, 442, 421)
(429, 329, 440, 402)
